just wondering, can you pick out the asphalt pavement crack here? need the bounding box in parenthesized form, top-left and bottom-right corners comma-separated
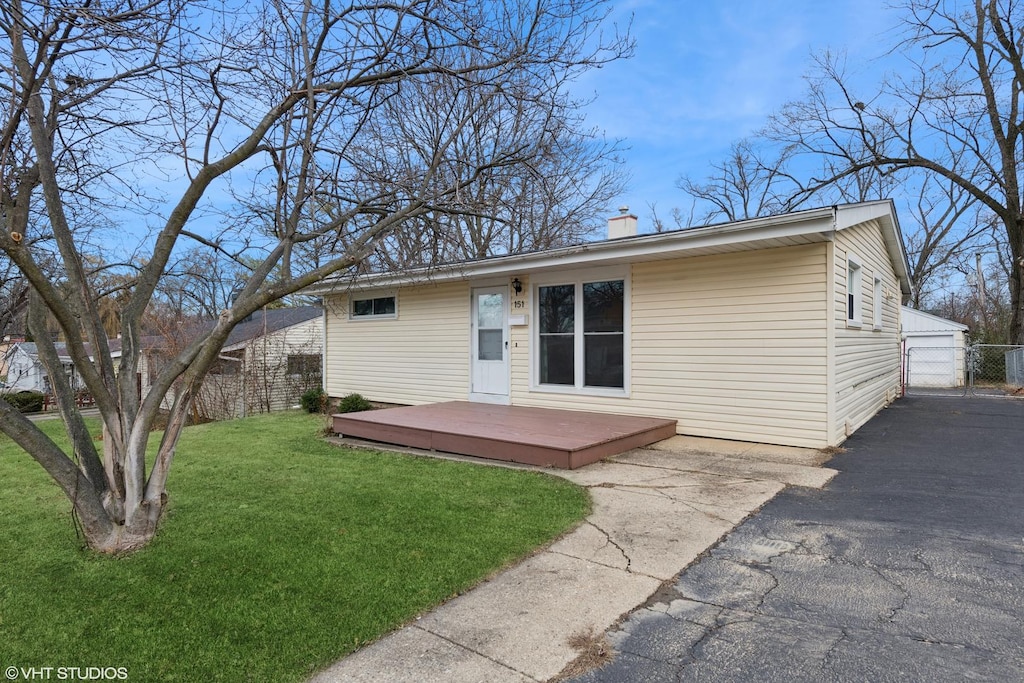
(747, 560, 781, 611)
(912, 547, 934, 572)
(863, 563, 911, 623)
(820, 628, 849, 679)
(668, 604, 761, 682)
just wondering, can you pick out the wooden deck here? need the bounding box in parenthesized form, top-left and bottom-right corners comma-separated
(331, 401, 678, 469)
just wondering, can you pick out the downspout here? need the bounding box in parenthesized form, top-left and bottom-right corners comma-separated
(825, 206, 839, 446)
(320, 299, 327, 396)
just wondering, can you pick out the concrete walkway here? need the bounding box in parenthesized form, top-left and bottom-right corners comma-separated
(310, 436, 836, 682)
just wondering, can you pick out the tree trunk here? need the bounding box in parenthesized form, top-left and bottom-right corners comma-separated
(86, 502, 165, 554)
(1008, 215, 1024, 345)
(1010, 255, 1024, 345)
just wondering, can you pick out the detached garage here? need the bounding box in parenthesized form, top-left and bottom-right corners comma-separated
(901, 307, 969, 388)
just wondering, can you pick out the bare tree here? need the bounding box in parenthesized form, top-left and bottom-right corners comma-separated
(154, 248, 245, 320)
(314, 60, 628, 270)
(674, 134, 902, 228)
(903, 177, 988, 308)
(676, 140, 805, 225)
(676, 136, 984, 312)
(766, 0, 1024, 342)
(0, 253, 28, 339)
(0, 0, 630, 552)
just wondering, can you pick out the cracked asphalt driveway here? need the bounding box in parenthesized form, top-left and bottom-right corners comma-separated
(567, 396, 1024, 682)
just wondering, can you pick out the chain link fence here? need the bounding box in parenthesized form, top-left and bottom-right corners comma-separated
(968, 345, 1024, 397)
(904, 344, 1024, 398)
(903, 346, 968, 396)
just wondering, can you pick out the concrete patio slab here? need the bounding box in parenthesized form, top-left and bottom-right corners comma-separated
(547, 485, 775, 580)
(309, 435, 837, 683)
(650, 435, 831, 467)
(308, 626, 534, 683)
(616, 449, 837, 489)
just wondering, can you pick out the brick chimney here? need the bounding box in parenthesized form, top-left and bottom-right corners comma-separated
(607, 206, 638, 239)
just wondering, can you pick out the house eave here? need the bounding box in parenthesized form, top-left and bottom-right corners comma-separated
(220, 316, 321, 352)
(834, 200, 912, 296)
(307, 200, 913, 296)
(309, 207, 839, 294)
(900, 305, 970, 332)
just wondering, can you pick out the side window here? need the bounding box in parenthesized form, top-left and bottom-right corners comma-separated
(847, 257, 862, 324)
(350, 295, 396, 319)
(583, 280, 624, 388)
(287, 353, 322, 377)
(873, 276, 883, 330)
(538, 284, 575, 386)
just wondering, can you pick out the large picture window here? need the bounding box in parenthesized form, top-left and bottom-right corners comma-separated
(537, 277, 625, 391)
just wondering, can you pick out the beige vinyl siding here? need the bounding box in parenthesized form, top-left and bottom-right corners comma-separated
(510, 244, 832, 448)
(240, 317, 323, 413)
(324, 281, 470, 404)
(205, 317, 326, 416)
(832, 219, 902, 444)
(152, 316, 326, 418)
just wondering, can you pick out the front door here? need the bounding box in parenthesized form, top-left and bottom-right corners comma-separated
(470, 287, 509, 402)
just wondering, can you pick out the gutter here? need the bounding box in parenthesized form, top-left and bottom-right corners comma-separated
(307, 206, 839, 295)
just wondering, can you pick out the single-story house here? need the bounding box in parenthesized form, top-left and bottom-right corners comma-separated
(3, 340, 120, 394)
(900, 306, 969, 388)
(143, 306, 324, 418)
(312, 200, 912, 449)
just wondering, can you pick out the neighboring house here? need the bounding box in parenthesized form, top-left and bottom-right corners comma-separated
(144, 306, 323, 419)
(900, 306, 969, 388)
(0, 335, 26, 378)
(3, 340, 122, 394)
(3, 342, 53, 392)
(312, 200, 912, 449)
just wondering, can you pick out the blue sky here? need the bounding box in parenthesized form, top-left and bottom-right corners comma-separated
(575, 0, 898, 228)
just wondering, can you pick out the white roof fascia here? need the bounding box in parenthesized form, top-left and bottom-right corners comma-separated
(835, 200, 912, 296)
(308, 200, 913, 296)
(900, 306, 969, 331)
(310, 207, 837, 295)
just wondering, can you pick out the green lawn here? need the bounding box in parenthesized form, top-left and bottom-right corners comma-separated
(0, 411, 589, 682)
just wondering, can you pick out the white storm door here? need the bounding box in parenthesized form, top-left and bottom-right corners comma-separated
(471, 287, 509, 400)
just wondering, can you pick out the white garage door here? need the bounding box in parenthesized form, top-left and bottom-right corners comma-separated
(905, 334, 959, 387)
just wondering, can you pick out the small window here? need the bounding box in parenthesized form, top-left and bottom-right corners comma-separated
(287, 353, 322, 377)
(351, 295, 396, 319)
(847, 257, 862, 325)
(209, 352, 242, 375)
(873, 276, 883, 330)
